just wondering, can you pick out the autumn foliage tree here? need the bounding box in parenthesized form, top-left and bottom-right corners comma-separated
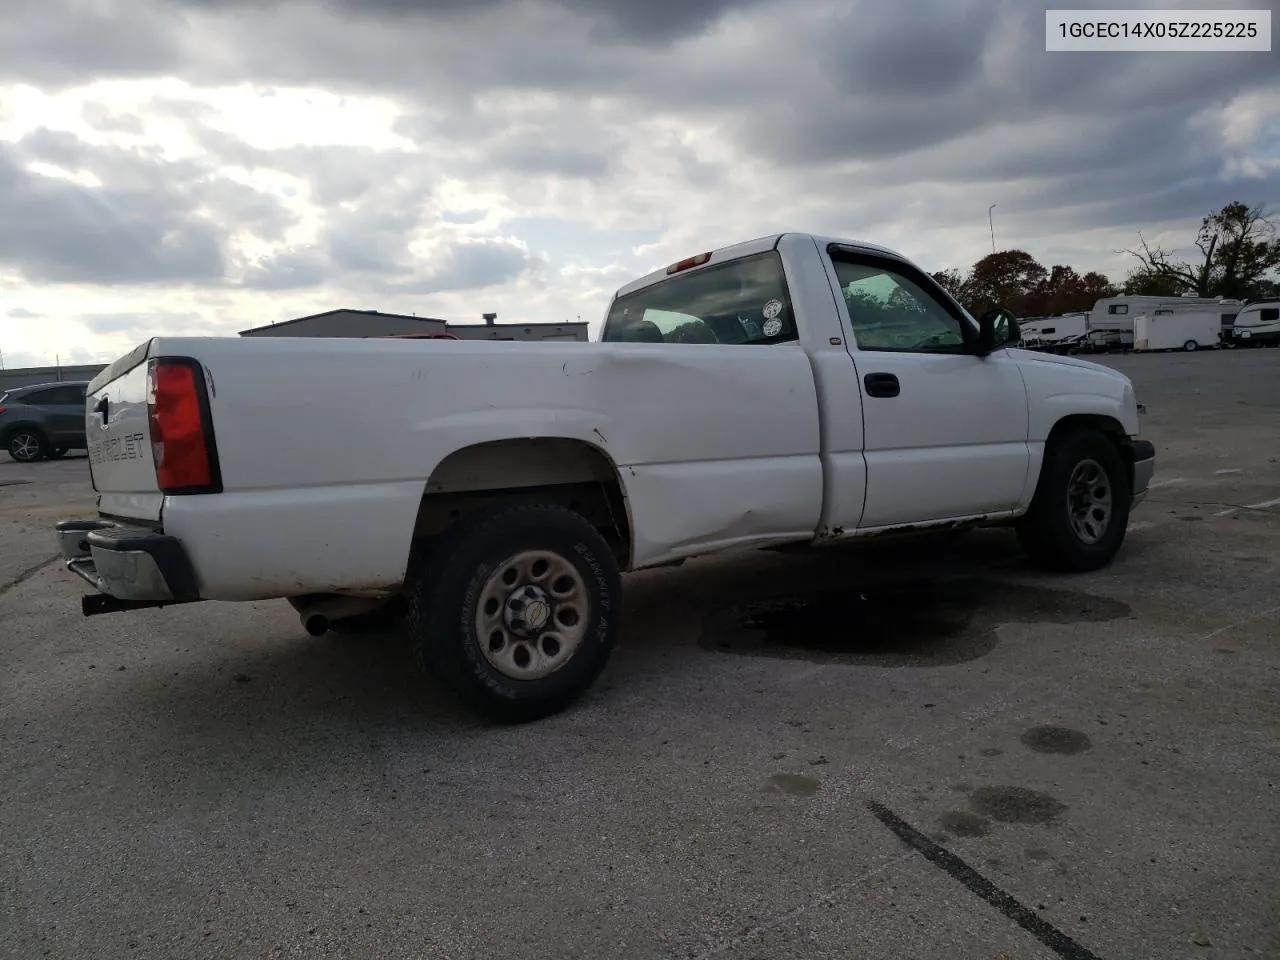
(932, 253, 1117, 317)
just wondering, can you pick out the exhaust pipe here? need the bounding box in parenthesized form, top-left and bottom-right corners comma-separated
(289, 595, 387, 636)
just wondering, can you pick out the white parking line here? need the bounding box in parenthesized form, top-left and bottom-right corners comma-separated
(1213, 469, 1243, 476)
(1214, 497, 1280, 518)
(1148, 477, 1186, 488)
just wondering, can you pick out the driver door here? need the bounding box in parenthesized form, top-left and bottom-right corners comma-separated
(829, 251, 1031, 529)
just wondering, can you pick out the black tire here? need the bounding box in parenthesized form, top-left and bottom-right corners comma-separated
(1016, 429, 1131, 573)
(6, 429, 48, 463)
(327, 594, 409, 635)
(407, 502, 622, 723)
(1183, 339, 1198, 351)
(48, 446, 68, 459)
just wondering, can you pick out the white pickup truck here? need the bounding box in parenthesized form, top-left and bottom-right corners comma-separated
(55, 233, 1154, 721)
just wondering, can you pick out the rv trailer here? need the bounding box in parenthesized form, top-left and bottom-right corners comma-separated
(1230, 301, 1280, 347)
(1086, 295, 1244, 352)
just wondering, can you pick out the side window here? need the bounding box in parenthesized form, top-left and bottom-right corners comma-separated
(44, 386, 86, 405)
(1261, 308, 1279, 323)
(1154, 309, 1173, 316)
(1109, 304, 1129, 315)
(19, 389, 56, 405)
(600, 251, 798, 345)
(832, 257, 968, 353)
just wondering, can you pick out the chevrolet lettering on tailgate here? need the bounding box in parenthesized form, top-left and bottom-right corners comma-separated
(88, 432, 148, 465)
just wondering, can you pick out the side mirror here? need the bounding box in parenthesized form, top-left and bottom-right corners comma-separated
(977, 307, 1020, 355)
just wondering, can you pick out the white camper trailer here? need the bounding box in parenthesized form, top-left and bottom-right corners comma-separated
(1087, 295, 1243, 351)
(1230, 301, 1280, 347)
(1018, 312, 1089, 352)
(1132, 311, 1223, 351)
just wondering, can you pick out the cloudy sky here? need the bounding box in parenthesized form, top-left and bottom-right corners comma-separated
(0, 0, 1276, 367)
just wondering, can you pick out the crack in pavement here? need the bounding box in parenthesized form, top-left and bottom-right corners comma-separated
(0, 554, 61, 600)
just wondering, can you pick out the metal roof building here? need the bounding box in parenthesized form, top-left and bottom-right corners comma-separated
(239, 309, 589, 342)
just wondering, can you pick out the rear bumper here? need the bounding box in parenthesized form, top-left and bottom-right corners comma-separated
(54, 519, 200, 616)
(1130, 439, 1155, 506)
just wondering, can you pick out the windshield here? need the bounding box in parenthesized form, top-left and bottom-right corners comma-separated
(600, 251, 798, 346)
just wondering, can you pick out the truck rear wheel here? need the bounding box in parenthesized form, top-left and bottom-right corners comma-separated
(1017, 428, 1131, 572)
(407, 503, 622, 723)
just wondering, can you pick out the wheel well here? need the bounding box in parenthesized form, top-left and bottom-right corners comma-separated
(411, 438, 633, 567)
(1046, 414, 1134, 490)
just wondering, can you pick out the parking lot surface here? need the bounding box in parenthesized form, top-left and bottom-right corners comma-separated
(2, 349, 1278, 960)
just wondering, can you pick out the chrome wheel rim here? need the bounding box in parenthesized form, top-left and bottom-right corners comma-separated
(474, 550, 589, 680)
(1067, 458, 1112, 545)
(10, 433, 39, 461)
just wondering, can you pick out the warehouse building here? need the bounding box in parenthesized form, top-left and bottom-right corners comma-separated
(0, 363, 106, 393)
(238, 309, 589, 342)
(2, 310, 591, 391)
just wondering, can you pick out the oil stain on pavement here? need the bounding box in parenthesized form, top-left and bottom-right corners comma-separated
(939, 810, 992, 837)
(699, 578, 1130, 666)
(968, 786, 1067, 825)
(1021, 726, 1093, 755)
(766, 773, 821, 797)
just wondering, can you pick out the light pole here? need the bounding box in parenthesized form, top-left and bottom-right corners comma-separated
(988, 203, 997, 255)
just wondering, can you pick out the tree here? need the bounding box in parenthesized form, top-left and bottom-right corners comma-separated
(1079, 271, 1119, 306)
(964, 250, 1048, 315)
(1121, 266, 1190, 297)
(930, 268, 966, 303)
(932, 250, 1119, 319)
(1121, 201, 1280, 300)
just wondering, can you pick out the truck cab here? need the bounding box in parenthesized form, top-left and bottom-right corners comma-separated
(602, 233, 1151, 539)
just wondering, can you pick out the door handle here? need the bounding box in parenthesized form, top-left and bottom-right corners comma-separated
(863, 372, 900, 398)
(94, 396, 109, 425)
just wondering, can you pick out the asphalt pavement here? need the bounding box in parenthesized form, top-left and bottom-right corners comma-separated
(2, 348, 1278, 960)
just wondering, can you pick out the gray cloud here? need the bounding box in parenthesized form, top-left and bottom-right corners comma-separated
(80, 310, 215, 338)
(390, 239, 538, 294)
(0, 130, 306, 285)
(161, 0, 767, 45)
(0, 140, 225, 285)
(239, 249, 332, 291)
(79, 102, 147, 135)
(2, 0, 1276, 302)
(6, 308, 41, 319)
(0, 0, 185, 87)
(484, 139, 616, 180)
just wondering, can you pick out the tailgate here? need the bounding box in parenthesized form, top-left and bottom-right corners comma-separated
(86, 342, 162, 522)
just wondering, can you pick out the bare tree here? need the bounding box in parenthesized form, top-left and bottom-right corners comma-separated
(1121, 201, 1280, 299)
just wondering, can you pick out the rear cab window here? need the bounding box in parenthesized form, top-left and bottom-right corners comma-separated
(600, 251, 798, 345)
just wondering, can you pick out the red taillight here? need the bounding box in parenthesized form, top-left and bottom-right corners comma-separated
(666, 251, 712, 275)
(0, 407, 6, 415)
(147, 358, 220, 493)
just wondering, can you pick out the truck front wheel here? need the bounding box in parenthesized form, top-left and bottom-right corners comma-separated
(1017, 429, 1131, 572)
(407, 503, 622, 723)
